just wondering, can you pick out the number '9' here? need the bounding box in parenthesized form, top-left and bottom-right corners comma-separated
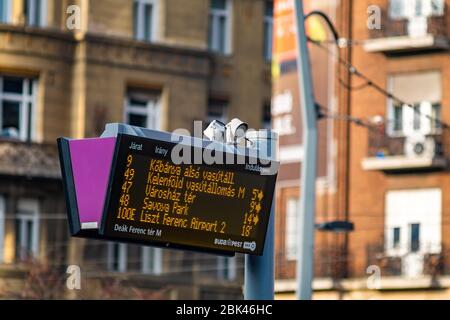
(127, 155, 133, 167)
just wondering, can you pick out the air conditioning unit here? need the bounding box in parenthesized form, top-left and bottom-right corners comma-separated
(404, 134, 436, 158)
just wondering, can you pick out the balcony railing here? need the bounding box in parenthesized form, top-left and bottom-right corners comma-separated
(361, 126, 448, 172)
(275, 245, 350, 280)
(364, 6, 450, 53)
(0, 138, 60, 179)
(367, 243, 446, 278)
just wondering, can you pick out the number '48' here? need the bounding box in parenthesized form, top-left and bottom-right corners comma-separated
(120, 194, 130, 206)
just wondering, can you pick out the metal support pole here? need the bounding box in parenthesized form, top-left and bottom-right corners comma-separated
(244, 130, 278, 300)
(294, 0, 318, 300)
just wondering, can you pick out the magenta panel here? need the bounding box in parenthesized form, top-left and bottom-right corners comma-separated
(69, 138, 116, 225)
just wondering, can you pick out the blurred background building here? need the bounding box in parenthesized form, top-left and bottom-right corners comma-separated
(0, 0, 272, 299)
(271, 0, 346, 288)
(2, 0, 450, 301)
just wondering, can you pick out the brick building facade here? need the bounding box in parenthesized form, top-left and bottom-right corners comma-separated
(275, 0, 450, 300)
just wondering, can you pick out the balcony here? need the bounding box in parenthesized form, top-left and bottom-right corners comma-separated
(275, 245, 349, 281)
(367, 243, 445, 279)
(0, 139, 60, 179)
(364, 7, 450, 54)
(361, 127, 448, 172)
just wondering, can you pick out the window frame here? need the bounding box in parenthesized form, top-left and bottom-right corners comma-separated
(412, 104, 422, 131)
(389, 0, 444, 19)
(262, 102, 272, 130)
(134, 0, 159, 42)
(285, 197, 299, 261)
(392, 226, 401, 249)
(389, 103, 442, 137)
(207, 98, 229, 125)
(430, 0, 445, 15)
(387, 73, 442, 137)
(217, 256, 237, 280)
(208, 0, 233, 55)
(431, 103, 441, 131)
(124, 93, 161, 130)
(392, 104, 403, 134)
(0, 76, 37, 142)
(0, 0, 12, 23)
(107, 242, 128, 273)
(410, 223, 421, 252)
(141, 246, 163, 275)
(263, 0, 274, 61)
(385, 188, 441, 258)
(15, 199, 40, 261)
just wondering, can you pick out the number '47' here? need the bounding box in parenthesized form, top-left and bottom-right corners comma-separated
(122, 181, 132, 193)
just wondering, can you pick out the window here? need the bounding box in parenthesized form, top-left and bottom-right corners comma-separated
(108, 243, 127, 272)
(389, 0, 444, 19)
(263, 1, 274, 61)
(0, 196, 4, 263)
(24, 0, 47, 27)
(285, 197, 299, 261)
(207, 98, 228, 124)
(388, 71, 441, 136)
(134, 0, 159, 42)
(217, 256, 236, 280)
(0, 76, 36, 141)
(385, 189, 441, 256)
(125, 89, 161, 130)
(141, 247, 162, 275)
(415, 0, 424, 15)
(0, 0, 11, 23)
(393, 105, 403, 133)
(262, 103, 272, 130)
(430, 0, 445, 15)
(390, 0, 406, 18)
(208, 0, 232, 54)
(413, 104, 421, 131)
(410, 223, 420, 252)
(272, 91, 296, 136)
(15, 199, 39, 261)
(392, 227, 401, 249)
(392, 103, 441, 136)
(385, 189, 441, 277)
(431, 103, 441, 131)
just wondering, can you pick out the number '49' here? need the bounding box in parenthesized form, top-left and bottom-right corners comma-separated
(124, 168, 135, 180)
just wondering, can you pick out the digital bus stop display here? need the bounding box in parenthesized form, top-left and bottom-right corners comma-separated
(100, 134, 278, 256)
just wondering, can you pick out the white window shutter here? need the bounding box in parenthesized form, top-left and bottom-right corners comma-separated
(422, 0, 432, 16)
(404, 0, 415, 16)
(420, 101, 432, 135)
(403, 105, 415, 135)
